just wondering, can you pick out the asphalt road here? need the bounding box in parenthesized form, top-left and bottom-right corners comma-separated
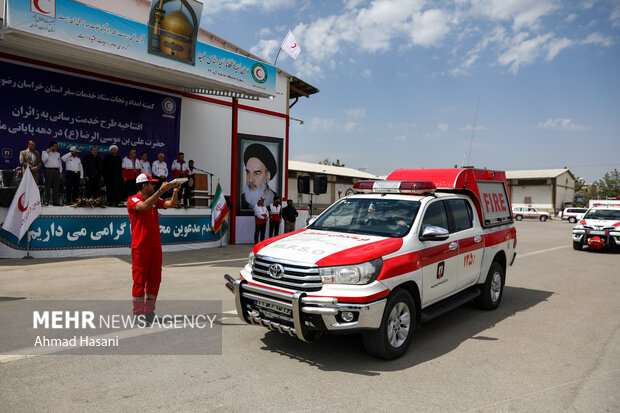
(1, 220, 619, 412)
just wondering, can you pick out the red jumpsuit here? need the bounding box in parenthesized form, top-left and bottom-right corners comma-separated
(127, 193, 167, 315)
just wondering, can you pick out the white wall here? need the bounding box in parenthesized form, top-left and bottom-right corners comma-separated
(511, 185, 552, 210)
(179, 98, 233, 194)
(555, 171, 575, 210)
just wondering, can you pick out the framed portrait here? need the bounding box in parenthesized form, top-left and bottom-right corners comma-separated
(237, 134, 283, 215)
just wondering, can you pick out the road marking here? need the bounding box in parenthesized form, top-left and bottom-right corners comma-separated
(469, 368, 620, 412)
(516, 245, 569, 259)
(166, 257, 247, 267)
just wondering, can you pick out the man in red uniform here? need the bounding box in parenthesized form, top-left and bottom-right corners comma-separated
(127, 173, 180, 323)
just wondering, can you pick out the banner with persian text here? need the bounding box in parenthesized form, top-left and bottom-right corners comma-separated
(0, 214, 227, 250)
(0, 60, 181, 172)
(6, 0, 276, 96)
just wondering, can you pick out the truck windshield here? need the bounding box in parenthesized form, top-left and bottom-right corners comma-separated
(308, 198, 421, 238)
(583, 209, 620, 220)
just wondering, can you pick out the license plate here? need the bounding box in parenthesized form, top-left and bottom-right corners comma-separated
(253, 300, 292, 317)
(589, 230, 606, 235)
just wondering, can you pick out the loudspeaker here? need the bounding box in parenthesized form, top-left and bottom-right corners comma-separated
(297, 175, 310, 194)
(314, 175, 327, 194)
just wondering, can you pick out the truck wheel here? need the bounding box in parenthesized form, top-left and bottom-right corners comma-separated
(568, 217, 577, 224)
(362, 289, 415, 360)
(475, 262, 504, 310)
(573, 241, 583, 251)
(540, 215, 548, 222)
(515, 215, 523, 221)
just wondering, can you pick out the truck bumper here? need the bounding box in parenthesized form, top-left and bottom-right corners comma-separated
(226, 276, 386, 342)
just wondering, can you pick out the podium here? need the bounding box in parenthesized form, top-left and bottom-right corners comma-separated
(191, 173, 210, 208)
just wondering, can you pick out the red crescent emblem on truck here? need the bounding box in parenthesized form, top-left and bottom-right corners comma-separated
(18, 193, 28, 212)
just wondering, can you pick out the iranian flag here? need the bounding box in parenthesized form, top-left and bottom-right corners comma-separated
(210, 183, 229, 233)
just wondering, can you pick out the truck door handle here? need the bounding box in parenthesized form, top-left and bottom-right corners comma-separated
(474, 235, 482, 243)
(449, 241, 458, 250)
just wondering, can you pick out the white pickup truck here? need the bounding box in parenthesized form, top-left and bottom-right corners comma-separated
(572, 206, 620, 251)
(225, 168, 517, 359)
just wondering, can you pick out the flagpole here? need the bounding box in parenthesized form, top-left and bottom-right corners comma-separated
(23, 226, 33, 259)
(273, 48, 282, 67)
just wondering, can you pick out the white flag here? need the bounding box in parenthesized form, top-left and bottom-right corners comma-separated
(281, 31, 301, 60)
(2, 167, 41, 242)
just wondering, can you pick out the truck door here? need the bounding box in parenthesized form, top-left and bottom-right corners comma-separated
(446, 199, 484, 290)
(419, 200, 459, 306)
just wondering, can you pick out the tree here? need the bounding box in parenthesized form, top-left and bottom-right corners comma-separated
(594, 169, 620, 198)
(318, 158, 345, 167)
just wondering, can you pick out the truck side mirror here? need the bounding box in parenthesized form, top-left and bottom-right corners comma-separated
(420, 225, 450, 241)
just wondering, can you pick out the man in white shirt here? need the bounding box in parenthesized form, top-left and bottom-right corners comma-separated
(139, 152, 151, 176)
(41, 141, 63, 206)
(151, 153, 168, 189)
(61, 146, 84, 204)
(253, 198, 268, 244)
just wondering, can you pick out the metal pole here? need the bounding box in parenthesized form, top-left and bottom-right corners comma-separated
(23, 230, 33, 259)
(273, 48, 282, 66)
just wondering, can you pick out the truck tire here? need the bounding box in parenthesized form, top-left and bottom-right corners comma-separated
(475, 262, 504, 310)
(573, 241, 583, 251)
(540, 215, 548, 222)
(515, 215, 523, 221)
(362, 289, 415, 360)
(568, 217, 577, 224)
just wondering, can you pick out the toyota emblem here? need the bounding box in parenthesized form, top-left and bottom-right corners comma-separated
(268, 263, 285, 279)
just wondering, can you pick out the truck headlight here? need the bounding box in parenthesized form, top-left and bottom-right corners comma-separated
(319, 258, 383, 285)
(248, 252, 255, 267)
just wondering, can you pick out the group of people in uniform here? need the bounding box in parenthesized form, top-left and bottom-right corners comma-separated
(19, 140, 195, 207)
(252, 196, 298, 244)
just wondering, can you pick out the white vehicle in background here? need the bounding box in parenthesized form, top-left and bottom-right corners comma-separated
(589, 200, 620, 208)
(225, 168, 516, 360)
(512, 206, 550, 222)
(572, 207, 620, 251)
(561, 207, 588, 224)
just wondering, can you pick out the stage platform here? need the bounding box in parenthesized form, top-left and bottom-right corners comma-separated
(0, 206, 227, 259)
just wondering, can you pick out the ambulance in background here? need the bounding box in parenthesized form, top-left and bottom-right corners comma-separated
(225, 168, 516, 360)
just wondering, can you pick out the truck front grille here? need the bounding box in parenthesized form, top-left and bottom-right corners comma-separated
(252, 255, 322, 292)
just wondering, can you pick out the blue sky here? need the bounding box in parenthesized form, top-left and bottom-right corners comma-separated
(201, 0, 620, 182)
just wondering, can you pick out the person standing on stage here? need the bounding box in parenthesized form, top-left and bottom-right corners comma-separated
(19, 140, 41, 184)
(61, 146, 83, 204)
(139, 152, 151, 176)
(267, 196, 282, 238)
(187, 159, 196, 207)
(152, 153, 168, 190)
(282, 199, 298, 233)
(127, 173, 180, 323)
(122, 148, 141, 197)
(253, 197, 268, 244)
(83, 146, 103, 199)
(171, 152, 189, 208)
(41, 141, 62, 206)
(103, 145, 123, 206)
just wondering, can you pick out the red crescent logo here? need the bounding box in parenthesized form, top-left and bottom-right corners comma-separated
(291, 43, 297, 49)
(33, 0, 51, 14)
(18, 193, 28, 212)
(257, 68, 264, 78)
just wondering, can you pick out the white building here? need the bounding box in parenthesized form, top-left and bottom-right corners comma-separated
(0, 0, 318, 255)
(506, 169, 576, 214)
(287, 161, 378, 214)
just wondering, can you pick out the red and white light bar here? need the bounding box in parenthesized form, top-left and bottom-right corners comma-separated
(353, 180, 437, 195)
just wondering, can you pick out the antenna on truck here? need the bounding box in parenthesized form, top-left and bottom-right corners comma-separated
(463, 93, 480, 167)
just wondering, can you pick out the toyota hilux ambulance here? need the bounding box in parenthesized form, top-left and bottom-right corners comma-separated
(225, 168, 517, 359)
(571, 206, 620, 251)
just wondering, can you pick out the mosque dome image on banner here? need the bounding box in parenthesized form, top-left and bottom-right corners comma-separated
(147, 0, 202, 65)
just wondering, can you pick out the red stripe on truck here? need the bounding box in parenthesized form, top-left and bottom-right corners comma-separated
(316, 237, 403, 267)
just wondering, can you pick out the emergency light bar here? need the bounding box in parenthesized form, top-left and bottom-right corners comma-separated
(353, 180, 437, 195)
